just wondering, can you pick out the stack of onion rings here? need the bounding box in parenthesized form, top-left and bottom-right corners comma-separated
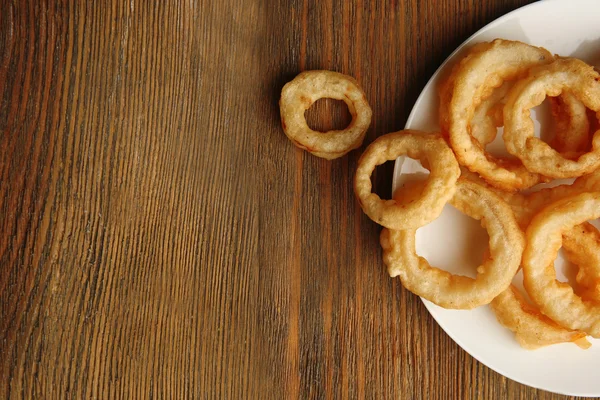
(446, 40, 594, 190)
(523, 192, 600, 337)
(503, 58, 600, 178)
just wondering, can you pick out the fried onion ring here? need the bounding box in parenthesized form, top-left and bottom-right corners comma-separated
(380, 179, 523, 309)
(447, 39, 555, 190)
(491, 286, 590, 350)
(441, 42, 589, 157)
(279, 70, 372, 159)
(503, 58, 600, 178)
(523, 191, 600, 337)
(354, 130, 460, 230)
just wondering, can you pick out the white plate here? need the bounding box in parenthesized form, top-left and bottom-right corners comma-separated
(393, 0, 600, 396)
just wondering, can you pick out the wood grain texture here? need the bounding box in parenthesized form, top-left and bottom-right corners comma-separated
(0, 0, 593, 399)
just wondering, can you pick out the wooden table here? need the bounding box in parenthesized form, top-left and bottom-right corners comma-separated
(1, 0, 588, 398)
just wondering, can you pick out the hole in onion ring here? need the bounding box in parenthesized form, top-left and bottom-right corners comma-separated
(484, 98, 556, 158)
(393, 174, 430, 205)
(484, 96, 593, 159)
(392, 170, 489, 279)
(484, 131, 518, 159)
(304, 98, 352, 133)
(370, 159, 405, 201)
(557, 244, 600, 302)
(414, 202, 489, 279)
(554, 248, 578, 285)
(385, 158, 431, 202)
(510, 271, 533, 304)
(532, 96, 594, 157)
(587, 107, 600, 151)
(557, 220, 600, 302)
(532, 98, 556, 147)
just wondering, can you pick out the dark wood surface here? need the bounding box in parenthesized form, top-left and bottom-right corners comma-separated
(0, 0, 591, 398)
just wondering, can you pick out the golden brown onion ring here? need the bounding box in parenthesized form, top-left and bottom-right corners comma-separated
(447, 39, 554, 190)
(380, 179, 523, 309)
(354, 130, 460, 230)
(279, 70, 372, 159)
(503, 58, 600, 178)
(491, 286, 590, 350)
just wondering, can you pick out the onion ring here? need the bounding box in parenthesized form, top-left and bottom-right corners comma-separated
(380, 179, 523, 309)
(354, 130, 460, 230)
(394, 171, 597, 344)
(441, 42, 589, 157)
(491, 286, 590, 350)
(447, 39, 555, 190)
(279, 70, 372, 159)
(463, 177, 596, 348)
(526, 182, 600, 301)
(503, 58, 600, 178)
(523, 191, 600, 337)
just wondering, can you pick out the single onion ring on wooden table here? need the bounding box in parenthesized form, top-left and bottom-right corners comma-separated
(279, 70, 372, 159)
